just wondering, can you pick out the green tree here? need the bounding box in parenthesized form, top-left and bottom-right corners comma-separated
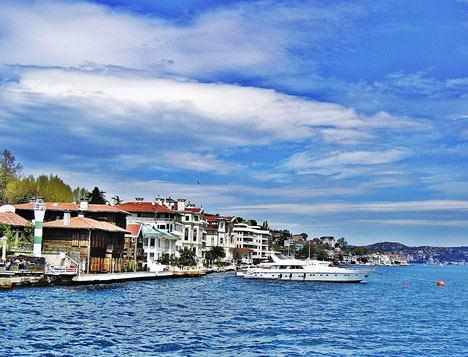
(87, 186, 106, 204)
(205, 246, 226, 266)
(0, 223, 16, 252)
(352, 246, 369, 256)
(4, 175, 35, 203)
(158, 253, 171, 265)
(178, 248, 196, 267)
(336, 237, 348, 249)
(73, 187, 90, 202)
(0, 149, 23, 204)
(5, 174, 73, 203)
(297, 243, 329, 261)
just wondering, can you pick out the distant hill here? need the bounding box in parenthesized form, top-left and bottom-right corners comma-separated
(364, 241, 468, 264)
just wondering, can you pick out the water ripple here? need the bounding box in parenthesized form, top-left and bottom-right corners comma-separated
(0, 266, 467, 356)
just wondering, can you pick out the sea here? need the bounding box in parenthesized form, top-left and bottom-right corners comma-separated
(1, 265, 467, 356)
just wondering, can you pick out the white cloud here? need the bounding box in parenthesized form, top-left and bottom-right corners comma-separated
(2, 66, 417, 149)
(282, 149, 407, 176)
(0, 1, 365, 78)
(226, 200, 468, 215)
(356, 219, 468, 227)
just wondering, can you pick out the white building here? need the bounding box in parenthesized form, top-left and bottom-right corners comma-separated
(320, 236, 336, 248)
(205, 214, 236, 262)
(154, 198, 207, 260)
(117, 201, 184, 239)
(140, 224, 179, 271)
(233, 222, 271, 262)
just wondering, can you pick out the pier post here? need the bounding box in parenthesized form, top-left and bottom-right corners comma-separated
(33, 198, 46, 257)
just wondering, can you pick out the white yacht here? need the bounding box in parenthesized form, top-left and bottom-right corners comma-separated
(242, 253, 371, 283)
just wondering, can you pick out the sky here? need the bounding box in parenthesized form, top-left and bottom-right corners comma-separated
(1, 0, 468, 246)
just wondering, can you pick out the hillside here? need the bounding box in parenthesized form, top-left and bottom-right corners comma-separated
(364, 242, 468, 264)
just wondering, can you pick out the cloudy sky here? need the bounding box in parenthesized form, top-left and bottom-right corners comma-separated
(1, 0, 468, 246)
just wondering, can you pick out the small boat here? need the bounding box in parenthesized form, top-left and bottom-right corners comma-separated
(241, 253, 371, 283)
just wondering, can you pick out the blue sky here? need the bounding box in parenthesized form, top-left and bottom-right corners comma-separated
(1, 0, 468, 246)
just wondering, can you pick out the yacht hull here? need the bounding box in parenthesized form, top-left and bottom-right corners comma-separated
(243, 270, 369, 283)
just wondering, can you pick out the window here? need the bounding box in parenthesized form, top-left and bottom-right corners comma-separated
(184, 229, 189, 241)
(185, 215, 190, 221)
(220, 237, 224, 245)
(193, 229, 198, 242)
(194, 215, 199, 222)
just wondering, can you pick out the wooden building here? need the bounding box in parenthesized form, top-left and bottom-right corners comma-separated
(43, 216, 129, 273)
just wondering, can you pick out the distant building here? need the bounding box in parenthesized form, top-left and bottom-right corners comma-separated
(320, 236, 336, 248)
(204, 213, 236, 262)
(233, 222, 271, 262)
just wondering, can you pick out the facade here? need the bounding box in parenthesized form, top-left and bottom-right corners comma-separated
(116, 201, 183, 238)
(154, 198, 207, 260)
(320, 236, 336, 248)
(204, 214, 236, 261)
(140, 224, 179, 271)
(14, 201, 128, 228)
(43, 216, 128, 273)
(233, 222, 271, 262)
(124, 223, 145, 270)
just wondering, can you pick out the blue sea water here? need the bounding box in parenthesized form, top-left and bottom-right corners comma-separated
(0, 265, 467, 356)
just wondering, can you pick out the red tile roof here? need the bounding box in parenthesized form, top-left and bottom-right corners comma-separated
(204, 214, 219, 222)
(43, 217, 129, 233)
(14, 202, 128, 214)
(0, 212, 29, 227)
(126, 223, 142, 237)
(116, 202, 174, 213)
(186, 207, 202, 213)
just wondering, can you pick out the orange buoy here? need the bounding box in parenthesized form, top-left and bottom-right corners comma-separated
(403, 284, 409, 289)
(436, 280, 445, 287)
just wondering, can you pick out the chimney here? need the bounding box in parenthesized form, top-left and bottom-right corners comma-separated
(64, 211, 71, 226)
(80, 200, 89, 211)
(177, 199, 186, 212)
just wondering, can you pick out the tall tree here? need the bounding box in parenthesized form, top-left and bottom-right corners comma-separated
(0, 149, 23, 204)
(72, 187, 90, 202)
(87, 186, 106, 204)
(5, 174, 73, 203)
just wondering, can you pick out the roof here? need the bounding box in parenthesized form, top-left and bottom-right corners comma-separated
(43, 217, 129, 233)
(14, 202, 128, 214)
(205, 213, 234, 222)
(126, 223, 142, 237)
(140, 224, 179, 240)
(186, 207, 202, 213)
(0, 212, 29, 227)
(116, 202, 174, 214)
(204, 214, 220, 222)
